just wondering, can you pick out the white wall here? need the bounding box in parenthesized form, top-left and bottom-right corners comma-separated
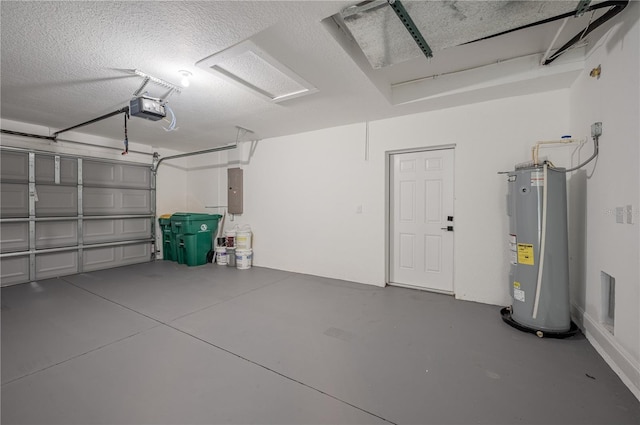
(156, 163, 188, 216)
(228, 123, 382, 285)
(184, 151, 228, 215)
(568, 1, 640, 399)
(186, 90, 572, 307)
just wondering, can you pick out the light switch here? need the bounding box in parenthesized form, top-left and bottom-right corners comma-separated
(627, 205, 634, 224)
(615, 207, 624, 224)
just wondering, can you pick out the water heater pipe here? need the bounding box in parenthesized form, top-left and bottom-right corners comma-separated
(532, 162, 548, 319)
(532, 138, 577, 165)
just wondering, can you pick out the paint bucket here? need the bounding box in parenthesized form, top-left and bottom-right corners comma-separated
(236, 227, 252, 250)
(236, 248, 252, 270)
(225, 229, 236, 248)
(226, 247, 236, 267)
(215, 246, 227, 265)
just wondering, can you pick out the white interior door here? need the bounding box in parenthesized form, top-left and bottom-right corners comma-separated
(390, 148, 454, 293)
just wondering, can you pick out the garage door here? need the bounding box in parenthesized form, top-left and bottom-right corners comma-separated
(1, 148, 155, 286)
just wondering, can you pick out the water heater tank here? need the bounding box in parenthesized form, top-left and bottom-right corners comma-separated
(506, 164, 570, 333)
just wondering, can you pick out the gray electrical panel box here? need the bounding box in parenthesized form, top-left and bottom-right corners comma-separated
(228, 168, 243, 214)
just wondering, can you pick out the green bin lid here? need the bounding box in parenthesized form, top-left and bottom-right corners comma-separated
(171, 213, 222, 220)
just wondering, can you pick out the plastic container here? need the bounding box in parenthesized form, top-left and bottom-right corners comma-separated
(236, 248, 252, 270)
(225, 229, 236, 248)
(171, 213, 222, 235)
(226, 247, 236, 267)
(236, 226, 252, 249)
(158, 214, 176, 261)
(215, 246, 227, 265)
(171, 213, 222, 267)
(176, 234, 196, 266)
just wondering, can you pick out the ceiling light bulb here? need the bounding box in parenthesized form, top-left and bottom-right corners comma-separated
(178, 70, 192, 88)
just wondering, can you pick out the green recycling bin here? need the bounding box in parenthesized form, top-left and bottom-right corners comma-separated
(158, 215, 176, 261)
(171, 213, 222, 266)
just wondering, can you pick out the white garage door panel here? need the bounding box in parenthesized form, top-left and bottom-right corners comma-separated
(83, 243, 150, 272)
(122, 243, 151, 263)
(36, 221, 78, 249)
(35, 185, 78, 216)
(121, 165, 151, 188)
(35, 251, 78, 280)
(1, 148, 154, 286)
(83, 218, 151, 244)
(35, 156, 77, 184)
(0, 222, 29, 253)
(83, 161, 151, 189)
(83, 188, 151, 215)
(0, 151, 28, 182)
(0, 256, 29, 286)
(1, 183, 28, 218)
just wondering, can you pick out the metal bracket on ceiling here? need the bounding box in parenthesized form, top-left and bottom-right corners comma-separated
(235, 126, 254, 144)
(575, 0, 592, 17)
(387, 0, 433, 59)
(133, 76, 151, 97)
(131, 69, 181, 100)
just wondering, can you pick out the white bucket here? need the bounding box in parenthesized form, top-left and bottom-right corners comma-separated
(236, 229, 252, 250)
(215, 246, 227, 265)
(236, 248, 252, 270)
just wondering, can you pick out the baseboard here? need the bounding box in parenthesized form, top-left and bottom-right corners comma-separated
(388, 281, 454, 295)
(571, 304, 640, 401)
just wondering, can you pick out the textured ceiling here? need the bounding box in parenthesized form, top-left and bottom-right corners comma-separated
(0, 1, 618, 151)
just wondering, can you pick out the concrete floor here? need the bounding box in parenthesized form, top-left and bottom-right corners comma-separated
(2, 261, 639, 424)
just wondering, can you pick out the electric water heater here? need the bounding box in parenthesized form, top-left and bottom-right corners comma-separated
(506, 164, 571, 333)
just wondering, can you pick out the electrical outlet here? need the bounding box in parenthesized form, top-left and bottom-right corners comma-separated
(591, 122, 602, 138)
(627, 205, 634, 224)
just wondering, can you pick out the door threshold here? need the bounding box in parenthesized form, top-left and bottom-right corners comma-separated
(388, 282, 454, 296)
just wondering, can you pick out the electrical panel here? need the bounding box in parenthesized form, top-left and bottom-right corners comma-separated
(228, 168, 243, 214)
(129, 97, 165, 121)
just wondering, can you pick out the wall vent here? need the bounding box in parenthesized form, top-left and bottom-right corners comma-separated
(601, 271, 615, 334)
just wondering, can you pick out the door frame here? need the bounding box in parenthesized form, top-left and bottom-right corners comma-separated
(385, 144, 456, 291)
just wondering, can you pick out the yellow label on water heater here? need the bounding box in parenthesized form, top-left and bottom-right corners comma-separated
(517, 244, 534, 265)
